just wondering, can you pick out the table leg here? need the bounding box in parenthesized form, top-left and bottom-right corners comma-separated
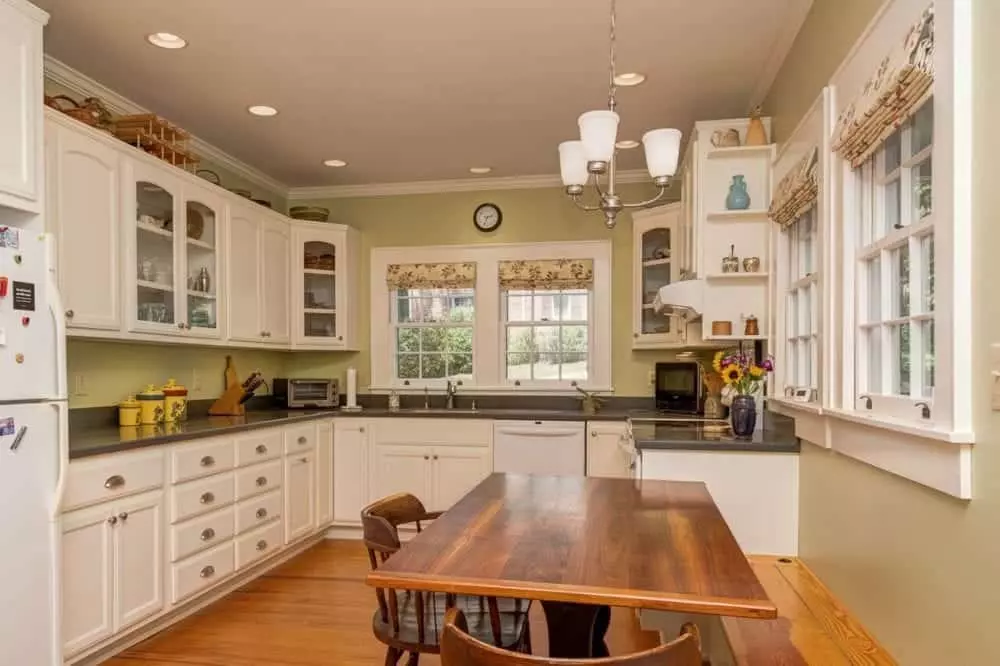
(540, 601, 611, 658)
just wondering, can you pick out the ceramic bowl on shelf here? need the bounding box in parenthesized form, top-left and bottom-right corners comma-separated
(290, 206, 330, 222)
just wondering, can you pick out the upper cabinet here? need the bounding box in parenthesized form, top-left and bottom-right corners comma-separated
(46, 113, 359, 350)
(631, 204, 683, 348)
(0, 0, 46, 213)
(291, 222, 360, 349)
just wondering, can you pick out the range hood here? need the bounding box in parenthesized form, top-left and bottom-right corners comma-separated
(653, 277, 705, 321)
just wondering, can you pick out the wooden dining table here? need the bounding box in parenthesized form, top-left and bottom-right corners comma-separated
(365, 473, 777, 658)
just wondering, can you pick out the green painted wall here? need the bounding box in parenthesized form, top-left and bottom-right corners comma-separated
(764, 1, 1000, 664)
(287, 182, 687, 396)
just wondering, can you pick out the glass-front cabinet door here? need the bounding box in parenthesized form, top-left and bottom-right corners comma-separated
(293, 224, 345, 346)
(130, 161, 181, 334)
(632, 203, 683, 348)
(181, 187, 223, 337)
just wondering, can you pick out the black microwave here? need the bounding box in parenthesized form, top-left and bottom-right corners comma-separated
(654, 362, 703, 414)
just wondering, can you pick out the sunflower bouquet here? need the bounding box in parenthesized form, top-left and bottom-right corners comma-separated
(712, 351, 774, 396)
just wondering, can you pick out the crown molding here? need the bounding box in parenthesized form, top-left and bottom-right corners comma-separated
(748, 0, 814, 110)
(287, 169, 657, 201)
(43, 56, 290, 198)
(3, 0, 49, 23)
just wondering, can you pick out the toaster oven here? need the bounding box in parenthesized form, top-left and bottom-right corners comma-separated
(273, 378, 339, 408)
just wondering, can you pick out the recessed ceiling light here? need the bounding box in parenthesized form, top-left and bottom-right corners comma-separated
(614, 72, 646, 87)
(469, 167, 493, 175)
(615, 139, 640, 149)
(247, 105, 278, 117)
(323, 159, 348, 167)
(146, 32, 187, 49)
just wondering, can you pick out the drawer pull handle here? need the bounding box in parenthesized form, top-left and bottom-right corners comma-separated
(118, 512, 129, 522)
(200, 492, 215, 504)
(256, 476, 268, 487)
(200, 565, 215, 579)
(107, 516, 118, 526)
(299, 457, 308, 464)
(256, 540, 268, 552)
(297, 436, 307, 445)
(256, 508, 268, 519)
(200, 455, 215, 467)
(255, 444, 268, 455)
(200, 528, 216, 541)
(104, 475, 125, 490)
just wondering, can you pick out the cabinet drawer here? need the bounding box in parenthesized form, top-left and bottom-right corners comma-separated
(171, 506, 235, 562)
(283, 423, 317, 454)
(64, 448, 165, 512)
(372, 418, 492, 447)
(236, 520, 284, 571)
(171, 541, 235, 604)
(236, 460, 282, 500)
(235, 490, 282, 535)
(171, 438, 235, 483)
(171, 473, 235, 524)
(235, 429, 283, 466)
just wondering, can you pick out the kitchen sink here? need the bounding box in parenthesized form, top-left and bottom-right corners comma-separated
(395, 408, 480, 415)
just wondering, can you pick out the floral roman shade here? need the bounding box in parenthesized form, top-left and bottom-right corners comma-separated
(832, 6, 934, 168)
(769, 147, 819, 228)
(498, 259, 594, 290)
(386, 262, 476, 290)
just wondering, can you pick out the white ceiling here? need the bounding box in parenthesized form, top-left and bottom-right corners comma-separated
(34, 0, 811, 188)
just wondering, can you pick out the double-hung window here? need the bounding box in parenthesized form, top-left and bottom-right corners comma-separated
(784, 207, 819, 399)
(854, 100, 935, 415)
(503, 289, 590, 383)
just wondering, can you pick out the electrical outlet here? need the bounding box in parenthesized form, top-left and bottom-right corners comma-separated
(191, 369, 202, 392)
(647, 369, 656, 387)
(72, 373, 87, 397)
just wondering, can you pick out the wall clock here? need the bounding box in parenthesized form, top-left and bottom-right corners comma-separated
(473, 203, 502, 232)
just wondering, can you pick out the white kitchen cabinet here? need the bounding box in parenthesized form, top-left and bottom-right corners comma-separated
(631, 203, 684, 348)
(291, 221, 360, 349)
(61, 490, 165, 658)
(226, 203, 265, 343)
(586, 423, 632, 478)
(284, 452, 316, 543)
(431, 446, 492, 511)
(315, 420, 334, 528)
(333, 420, 369, 524)
(0, 0, 46, 212)
(372, 444, 434, 506)
(262, 217, 291, 343)
(46, 115, 122, 331)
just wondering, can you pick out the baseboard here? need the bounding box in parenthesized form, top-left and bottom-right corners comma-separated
(67, 534, 325, 666)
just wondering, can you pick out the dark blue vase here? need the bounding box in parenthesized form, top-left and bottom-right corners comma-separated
(730, 395, 756, 438)
(726, 175, 751, 210)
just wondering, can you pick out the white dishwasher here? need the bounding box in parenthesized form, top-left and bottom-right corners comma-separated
(493, 420, 586, 476)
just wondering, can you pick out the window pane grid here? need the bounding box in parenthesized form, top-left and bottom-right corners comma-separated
(392, 288, 474, 382)
(504, 289, 590, 383)
(783, 207, 820, 397)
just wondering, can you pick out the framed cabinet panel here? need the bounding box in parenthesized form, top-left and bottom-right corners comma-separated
(632, 203, 684, 348)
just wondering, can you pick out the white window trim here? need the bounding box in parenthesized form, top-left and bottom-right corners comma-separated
(780, 207, 820, 401)
(370, 240, 613, 393)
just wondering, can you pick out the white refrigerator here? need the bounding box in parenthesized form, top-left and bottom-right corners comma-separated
(0, 225, 68, 666)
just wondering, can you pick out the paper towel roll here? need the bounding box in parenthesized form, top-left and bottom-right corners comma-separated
(346, 367, 358, 408)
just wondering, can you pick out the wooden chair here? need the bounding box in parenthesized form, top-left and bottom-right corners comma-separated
(362, 493, 532, 665)
(440, 607, 703, 665)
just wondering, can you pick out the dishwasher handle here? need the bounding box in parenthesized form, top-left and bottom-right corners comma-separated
(495, 426, 583, 438)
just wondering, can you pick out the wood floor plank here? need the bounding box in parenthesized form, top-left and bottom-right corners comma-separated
(105, 541, 890, 666)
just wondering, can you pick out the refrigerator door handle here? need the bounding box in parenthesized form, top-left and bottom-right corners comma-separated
(50, 401, 69, 519)
(43, 233, 68, 401)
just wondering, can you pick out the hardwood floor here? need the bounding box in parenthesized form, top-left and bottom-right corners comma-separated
(107, 541, 891, 665)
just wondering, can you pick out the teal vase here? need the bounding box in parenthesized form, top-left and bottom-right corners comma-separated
(726, 175, 751, 210)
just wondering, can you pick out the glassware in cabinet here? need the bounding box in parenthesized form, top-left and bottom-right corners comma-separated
(184, 198, 220, 333)
(134, 178, 178, 328)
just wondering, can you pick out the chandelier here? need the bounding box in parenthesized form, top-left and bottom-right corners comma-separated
(559, 0, 682, 228)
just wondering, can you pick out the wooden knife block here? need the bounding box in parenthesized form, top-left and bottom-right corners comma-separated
(208, 355, 246, 417)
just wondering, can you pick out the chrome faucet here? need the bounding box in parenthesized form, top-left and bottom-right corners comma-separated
(859, 394, 873, 410)
(446, 379, 461, 409)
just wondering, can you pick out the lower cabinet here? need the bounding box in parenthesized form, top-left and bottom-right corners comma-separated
(431, 446, 493, 511)
(61, 490, 165, 659)
(315, 420, 334, 528)
(333, 420, 369, 524)
(284, 452, 317, 543)
(586, 422, 633, 478)
(372, 443, 491, 512)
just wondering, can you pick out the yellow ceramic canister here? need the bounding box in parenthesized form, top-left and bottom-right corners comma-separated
(137, 384, 165, 425)
(162, 378, 189, 423)
(118, 396, 141, 427)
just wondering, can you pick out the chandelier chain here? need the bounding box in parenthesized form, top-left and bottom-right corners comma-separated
(608, 0, 618, 110)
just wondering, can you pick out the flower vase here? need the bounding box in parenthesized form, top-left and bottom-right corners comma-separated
(726, 175, 751, 210)
(730, 395, 756, 438)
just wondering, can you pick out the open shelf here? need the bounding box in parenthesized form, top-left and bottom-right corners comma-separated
(304, 268, 336, 276)
(706, 144, 774, 159)
(641, 257, 671, 268)
(136, 220, 173, 238)
(187, 290, 216, 299)
(137, 279, 173, 293)
(186, 237, 214, 250)
(304, 307, 336, 314)
(706, 209, 769, 221)
(704, 273, 770, 281)
(703, 334, 768, 342)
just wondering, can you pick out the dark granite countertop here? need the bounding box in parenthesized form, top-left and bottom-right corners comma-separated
(631, 413, 800, 453)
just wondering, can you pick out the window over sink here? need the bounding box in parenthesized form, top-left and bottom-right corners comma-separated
(393, 287, 474, 382)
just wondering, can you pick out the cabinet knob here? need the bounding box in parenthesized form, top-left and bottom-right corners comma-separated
(255, 444, 268, 455)
(633, 333, 639, 339)
(256, 508, 268, 520)
(433, 455, 439, 460)
(65, 310, 74, 318)
(200, 492, 215, 505)
(107, 516, 118, 526)
(337, 335, 343, 341)
(591, 431, 597, 437)
(118, 512, 129, 522)
(261, 331, 267, 337)
(299, 457, 309, 464)
(256, 540, 268, 552)
(200, 455, 215, 467)
(423, 455, 429, 460)
(199, 565, 216, 579)
(104, 475, 125, 490)
(297, 436, 307, 444)
(178, 322, 186, 330)
(255, 476, 268, 487)
(200, 528, 216, 541)
(359, 426, 365, 433)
